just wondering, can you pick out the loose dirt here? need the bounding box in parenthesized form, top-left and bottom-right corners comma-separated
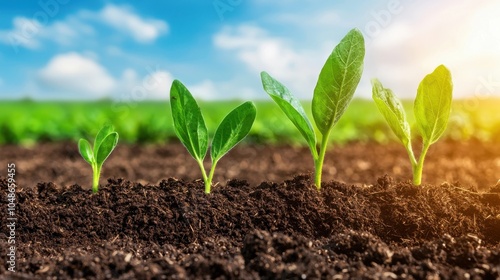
(0, 139, 498, 190)
(0, 140, 500, 279)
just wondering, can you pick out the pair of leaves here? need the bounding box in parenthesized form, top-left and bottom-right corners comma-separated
(261, 28, 365, 154)
(78, 124, 119, 168)
(170, 80, 256, 164)
(372, 65, 453, 146)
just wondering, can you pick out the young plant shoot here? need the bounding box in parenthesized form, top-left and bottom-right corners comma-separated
(260, 28, 365, 190)
(372, 65, 453, 185)
(78, 124, 119, 193)
(170, 80, 257, 194)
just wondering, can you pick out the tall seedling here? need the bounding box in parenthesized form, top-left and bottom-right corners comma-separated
(170, 80, 257, 193)
(261, 28, 365, 190)
(372, 65, 453, 185)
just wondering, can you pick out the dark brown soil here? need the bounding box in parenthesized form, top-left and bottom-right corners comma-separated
(0, 139, 498, 190)
(1, 140, 500, 279)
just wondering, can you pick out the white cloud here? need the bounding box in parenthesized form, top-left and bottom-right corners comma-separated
(189, 80, 219, 100)
(35, 54, 178, 100)
(212, 80, 260, 100)
(119, 69, 254, 101)
(37, 52, 116, 98)
(0, 4, 167, 51)
(144, 71, 174, 98)
(98, 4, 168, 43)
(0, 17, 43, 49)
(364, 0, 500, 98)
(214, 1, 500, 100)
(117, 68, 173, 100)
(121, 68, 138, 86)
(184, 78, 260, 101)
(0, 16, 94, 51)
(214, 25, 329, 98)
(48, 17, 94, 46)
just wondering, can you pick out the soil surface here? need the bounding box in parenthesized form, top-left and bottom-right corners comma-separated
(0, 139, 498, 190)
(1, 140, 500, 279)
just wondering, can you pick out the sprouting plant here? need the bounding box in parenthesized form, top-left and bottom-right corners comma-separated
(78, 124, 119, 193)
(372, 65, 453, 185)
(170, 80, 257, 193)
(260, 28, 365, 190)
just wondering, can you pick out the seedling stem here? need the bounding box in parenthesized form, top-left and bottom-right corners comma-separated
(207, 162, 218, 193)
(412, 143, 430, 185)
(197, 160, 219, 193)
(314, 132, 330, 190)
(92, 165, 101, 193)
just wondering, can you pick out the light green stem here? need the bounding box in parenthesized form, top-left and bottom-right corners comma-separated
(314, 131, 331, 190)
(196, 160, 210, 192)
(404, 143, 418, 170)
(412, 143, 430, 186)
(206, 160, 219, 194)
(92, 164, 101, 193)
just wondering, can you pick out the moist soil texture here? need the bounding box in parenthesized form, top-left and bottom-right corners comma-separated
(0, 140, 500, 279)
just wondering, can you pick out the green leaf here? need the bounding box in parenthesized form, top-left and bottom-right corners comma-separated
(414, 65, 453, 145)
(170, 80, 208, 162)
(211, 102, 256, 162)
(371, 79, 411, 147)
(78, 138, 94, 165)
(260, 71, 317, 153)
(95, 132, 119, 166)
(94, 124, 115, 156)
(312, 28, 365, 135)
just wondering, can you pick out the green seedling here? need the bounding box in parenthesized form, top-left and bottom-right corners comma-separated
(372, 65, 453, 185)
(170, 80, 257, 193)
(78, 124, 119, 193)
(260, 28, 365, 190)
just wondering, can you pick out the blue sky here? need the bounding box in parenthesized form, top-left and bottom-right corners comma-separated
(0, 0, 499, 100)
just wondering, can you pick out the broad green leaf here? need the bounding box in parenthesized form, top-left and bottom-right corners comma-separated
(170, 80, 208, 161)
(78, 138, 94, 165)
(211, 102, 256, 162)
(260, 71, 317, 153)
(96, 132, 119, 166)
(414, 65, 453, 145)
(94, 124, 115, 156)
(371, 79, 411, 147)
(312, 28, 365, 135)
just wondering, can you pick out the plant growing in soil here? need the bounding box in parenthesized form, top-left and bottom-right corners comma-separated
(170, 80, 257, 193)
(260, 28, 365, 190)
(372, 65, 453, 185)
(78, 124, 119, 193)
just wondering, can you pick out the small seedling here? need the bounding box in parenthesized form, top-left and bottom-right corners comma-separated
(78, 124, 119, 193)
(170, 80, 257, 193)
(260, 28, 365, 190)
(372, 65, 453, 185)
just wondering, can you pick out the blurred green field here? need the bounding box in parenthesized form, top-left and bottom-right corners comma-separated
(0, 99, 499, 145)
